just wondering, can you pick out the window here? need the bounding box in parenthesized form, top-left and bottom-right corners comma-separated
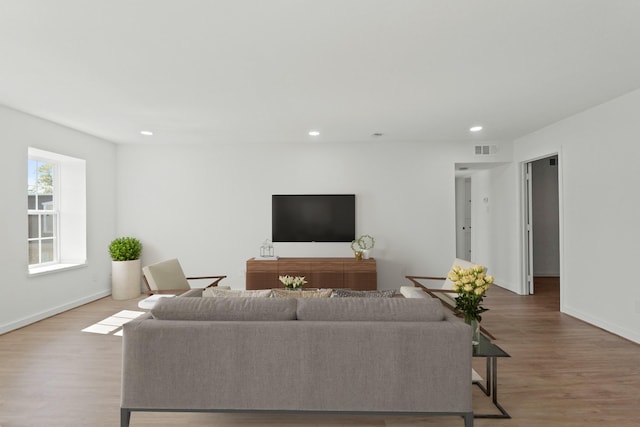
(28, 148, 86, 275)
(28, 159, 58, 265)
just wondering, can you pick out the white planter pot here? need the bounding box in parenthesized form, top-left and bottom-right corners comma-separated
(111, 259, 141, 300)
(362, 249, 371, 259)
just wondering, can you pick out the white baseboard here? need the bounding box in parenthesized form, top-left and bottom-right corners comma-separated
(0, 290, 111, 335)
(562, 305, 640, 344)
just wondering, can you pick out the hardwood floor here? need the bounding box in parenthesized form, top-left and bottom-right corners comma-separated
(1, 282, 639, 427)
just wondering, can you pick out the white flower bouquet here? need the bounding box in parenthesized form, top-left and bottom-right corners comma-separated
(447, 264, 494, 322)
(279, 275, 307, 289)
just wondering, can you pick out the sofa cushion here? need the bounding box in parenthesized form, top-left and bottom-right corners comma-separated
(399, 286, 431, 299)
(331, 289, 396, 298)
(296, 297, 445, 322)
(151, 296, 297, 321)
(272, 288, 333, 298)
(202, 288, 273, 298)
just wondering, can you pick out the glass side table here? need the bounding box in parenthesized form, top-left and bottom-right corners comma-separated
(472, 334, 511, 418)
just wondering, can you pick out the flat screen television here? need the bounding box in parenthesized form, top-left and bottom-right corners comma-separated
(272, 194, 356, 242)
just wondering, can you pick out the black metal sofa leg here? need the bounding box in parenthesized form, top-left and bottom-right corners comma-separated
(120, 408, 131, 427)
(464, 412, 474, 427)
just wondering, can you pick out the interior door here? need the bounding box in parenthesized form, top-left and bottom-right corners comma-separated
(525, 162, 534, 294)
(462, 178, 471, 261)
(455, 177, 472, 261)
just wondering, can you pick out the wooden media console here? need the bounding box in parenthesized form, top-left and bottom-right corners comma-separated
(246, 257, 377, 290)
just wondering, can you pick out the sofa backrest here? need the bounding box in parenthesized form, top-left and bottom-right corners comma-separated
(296, 297, 445, 321)
(151, 296, 297, 321)
(151, 295, 445, 322)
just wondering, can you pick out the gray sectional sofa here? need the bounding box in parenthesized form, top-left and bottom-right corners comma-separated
(121, 290, 473, 426)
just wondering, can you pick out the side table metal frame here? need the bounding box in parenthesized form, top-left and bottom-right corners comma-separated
(473, 335, 511, 419)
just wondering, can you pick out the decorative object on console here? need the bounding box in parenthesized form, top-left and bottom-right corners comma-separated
(259, 238, 274, 258)
(351, 234, 375, 260)
(109, 236, 143, 300)
(278, 275, 307, 289)
(447, 263, 494, 345)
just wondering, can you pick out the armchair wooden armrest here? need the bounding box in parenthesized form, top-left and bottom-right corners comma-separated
(142, 279, 227, 296)
(406, 275, 447, 281)
(143, 288, 189, 296)
(186, 275, 227, 288)
(405, 275, 451, 293)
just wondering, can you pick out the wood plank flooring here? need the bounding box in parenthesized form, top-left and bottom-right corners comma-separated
(1, 281, 639, 426)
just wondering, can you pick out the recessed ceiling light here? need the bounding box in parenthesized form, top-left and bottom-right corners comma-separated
(469, 126, 483, 132)
(140, 130, 153, 136)
(308, 131, 320, 136)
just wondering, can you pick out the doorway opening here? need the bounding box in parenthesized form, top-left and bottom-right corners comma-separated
(523, 155, 560, 308)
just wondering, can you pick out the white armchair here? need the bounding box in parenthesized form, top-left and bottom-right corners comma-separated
(142, 258, 226, 295)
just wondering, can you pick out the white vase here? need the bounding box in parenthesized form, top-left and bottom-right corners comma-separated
(111, 259, 141, 300)
(362, 249, 371, 259)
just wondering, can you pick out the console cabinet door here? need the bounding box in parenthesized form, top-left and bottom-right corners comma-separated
(245, 260, 279, 290)
(277, 260, 312, 288)
(344, 259, 377, 290)
(310, 260, 344, 289)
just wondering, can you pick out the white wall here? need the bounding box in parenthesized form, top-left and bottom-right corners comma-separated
(116, 140, 511, 291)
(513, 89, 640, 344)
(467, 164, 521, 294)
(0, 106, 117, 333)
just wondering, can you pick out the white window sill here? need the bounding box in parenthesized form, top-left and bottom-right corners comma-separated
(28, 262, 87, 276)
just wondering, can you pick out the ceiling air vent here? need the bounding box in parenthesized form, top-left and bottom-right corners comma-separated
(474, 145, 498, 155)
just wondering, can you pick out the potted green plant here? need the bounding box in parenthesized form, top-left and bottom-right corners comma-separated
(109, 237, 143, 300)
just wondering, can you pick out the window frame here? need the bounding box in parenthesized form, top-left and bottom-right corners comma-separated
(28, 157, 60, 267)
(27, 147, 87, 276)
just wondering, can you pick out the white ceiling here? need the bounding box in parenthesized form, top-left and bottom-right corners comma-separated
(2, 0, 640, 145)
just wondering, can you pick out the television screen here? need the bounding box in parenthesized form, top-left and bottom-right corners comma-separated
(272, 194, 356, 242)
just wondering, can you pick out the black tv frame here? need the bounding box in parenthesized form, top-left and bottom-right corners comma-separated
(271, 194, 356, 243)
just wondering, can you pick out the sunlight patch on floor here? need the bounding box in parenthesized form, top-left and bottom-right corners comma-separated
(81, 310, 145, 335)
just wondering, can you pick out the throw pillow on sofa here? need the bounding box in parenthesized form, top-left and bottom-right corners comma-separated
(202, 288, 273, 298)
(399, 286, 430, 298)
(272, 289, 333, 298)
(331, 289, 396, 298)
